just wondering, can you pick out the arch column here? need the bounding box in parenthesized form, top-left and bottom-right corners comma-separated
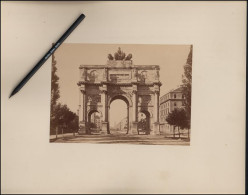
(100, 85, 109, 134)
(126, 106, 130, 134)
(154, 91, 159, 122)
(78, 88, 82, 122)
(78, 85, 87, 134)
(152, 86, 160, 135)
(131, 85, 138, 134)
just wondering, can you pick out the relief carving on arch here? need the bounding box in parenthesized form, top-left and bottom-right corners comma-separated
(138, 95, 152, 106)
(88, 70, 99, 82)
(138, 106, 153, 118)
(148, 107, 153, 118)
(87, 95, 101, 105)
(108, 86, 133, 98)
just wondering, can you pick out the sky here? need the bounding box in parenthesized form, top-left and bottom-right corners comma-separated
(53, 43, 191, 124)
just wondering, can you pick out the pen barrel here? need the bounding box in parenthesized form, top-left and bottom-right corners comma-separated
(15, 57, 47, 92)
(57, 14, 85, 45)
(10, 14, 85, 96)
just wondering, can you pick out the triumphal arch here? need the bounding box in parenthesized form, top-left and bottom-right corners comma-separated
(77, 48, 161, 135)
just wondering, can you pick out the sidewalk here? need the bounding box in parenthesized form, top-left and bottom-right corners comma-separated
(50, 133, 190, 145)
(50, 133, 75, 140)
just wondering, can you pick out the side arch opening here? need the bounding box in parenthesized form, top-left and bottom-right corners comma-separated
(137, 110, 151, 135)
(88, 110, 102, 134)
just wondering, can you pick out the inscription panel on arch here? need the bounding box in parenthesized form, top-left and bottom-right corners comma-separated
(109, 70, 131, 83)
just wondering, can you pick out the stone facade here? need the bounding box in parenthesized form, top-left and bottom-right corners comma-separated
(159, 87, 185, 134)
(77, 59, 161, 135)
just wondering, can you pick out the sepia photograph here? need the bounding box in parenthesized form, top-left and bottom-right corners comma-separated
(50, 44, 192, 145)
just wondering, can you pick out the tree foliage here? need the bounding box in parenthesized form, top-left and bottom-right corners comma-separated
(166, 108, 188, 129)
(51, 54, 60, 108)
(166, 108, 189, 137)
(50, 54, 60, 132)
(181, 45, 193, 128)
(51, 103, 79, 134)
(50, 54, 78, 135)
(54, 104, 78, 133)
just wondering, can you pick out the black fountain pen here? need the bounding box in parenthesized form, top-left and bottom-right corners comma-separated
(9, 14, 85, 98)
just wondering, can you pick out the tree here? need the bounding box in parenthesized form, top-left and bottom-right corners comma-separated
(52, 103, 79, 134)
(181, 45, 192, 129)
(70, 116, 79, 136)
(49, 54, 79, 136)
(50, 54, 60, 134)
(166, 108, 188, 138)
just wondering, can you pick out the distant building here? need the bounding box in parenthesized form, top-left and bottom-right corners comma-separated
(114, 117, 128, 132)
(159, 87, 185, 133)
(91, 112, 101, 129)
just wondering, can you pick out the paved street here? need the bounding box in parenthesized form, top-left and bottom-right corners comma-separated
(50, 133, 190, 145)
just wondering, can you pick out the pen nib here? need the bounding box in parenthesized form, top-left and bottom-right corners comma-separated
(9, 93, 14, 99)
(9, 89, 18, 98)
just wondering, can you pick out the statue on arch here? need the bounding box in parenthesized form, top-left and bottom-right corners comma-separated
(107, 47, 132, 61)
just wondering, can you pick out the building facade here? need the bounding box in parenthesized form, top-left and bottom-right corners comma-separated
(159, 87, 185, 134)
(113, 117, 128, 133)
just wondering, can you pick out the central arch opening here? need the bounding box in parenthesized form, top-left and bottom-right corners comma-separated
(109, 95, 129, 134)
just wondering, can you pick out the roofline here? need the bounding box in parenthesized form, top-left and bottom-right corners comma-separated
(160, 98, 185, 104)
(79, 65, 160, 70)
(160, 87, 184, 98)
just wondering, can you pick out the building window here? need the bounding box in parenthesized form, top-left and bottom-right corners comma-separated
(174, 102, 177, 106)
(174, 94, 176, 98)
